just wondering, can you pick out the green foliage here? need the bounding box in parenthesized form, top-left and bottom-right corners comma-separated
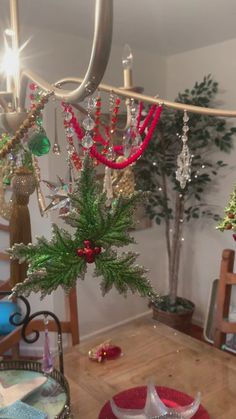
(9, 155, 157, 300)
(217, 186, 236, 232)
(135, 75, 235, 225)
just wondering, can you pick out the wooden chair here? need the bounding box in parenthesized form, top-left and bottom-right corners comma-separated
(214, 249, 236, 348)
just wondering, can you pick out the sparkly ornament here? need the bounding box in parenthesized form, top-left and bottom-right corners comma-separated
(82, 116, 95, 131)
(112, 156, 136, 198)
(32, 156, 47, 216)
(52, 108, 61, 155)
(110, 382, 201, 419)
(43, 176, 71, 213)
(82, 133, 94, 149)
(12, 167, 36, 197)
(42, 315, 53, 373)
(88, 340, 122, 362)
(103, 166, 114, 203)
(176, 110, 192, 189)
(28, 129, 51, 156)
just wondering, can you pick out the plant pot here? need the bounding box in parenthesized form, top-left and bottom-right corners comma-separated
(152, 298, 195, 333)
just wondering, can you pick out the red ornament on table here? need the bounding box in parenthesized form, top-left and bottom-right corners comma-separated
(76, 240, 101, 263)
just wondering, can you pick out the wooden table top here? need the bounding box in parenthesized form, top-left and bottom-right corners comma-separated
(64, 316, 236, 418)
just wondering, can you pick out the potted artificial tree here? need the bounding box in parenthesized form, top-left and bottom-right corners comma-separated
(135, 75, 236, 332)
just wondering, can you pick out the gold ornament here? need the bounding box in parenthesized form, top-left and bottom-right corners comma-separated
(10, 167, 36, 287)
(111, 156, 136, 197)
(32, 156, 47, 216)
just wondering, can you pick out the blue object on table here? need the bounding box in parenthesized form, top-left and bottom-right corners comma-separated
(0, 301, 21, 335)
(0, 400, 47, 418)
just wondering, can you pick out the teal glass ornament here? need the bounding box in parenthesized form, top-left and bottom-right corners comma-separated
(28, 129, 51, 156)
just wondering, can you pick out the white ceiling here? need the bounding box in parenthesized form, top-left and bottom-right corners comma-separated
(1, 0, 236, 55)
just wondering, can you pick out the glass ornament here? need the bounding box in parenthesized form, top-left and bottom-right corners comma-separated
(28, 129, 51, 156)
(82, 116, 95, 131)
(82, 133, 94, 149)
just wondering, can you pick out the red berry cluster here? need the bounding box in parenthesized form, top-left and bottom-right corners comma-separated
(226, 212, 235, 230)
(76, 240, 101, 263)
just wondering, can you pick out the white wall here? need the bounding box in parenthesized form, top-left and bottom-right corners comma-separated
(166, 38, 236, 325)
(0, 25, 167, 351)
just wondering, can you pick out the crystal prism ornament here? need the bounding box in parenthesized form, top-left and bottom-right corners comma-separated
(176, 144, 192, 189)
(53, 108, 61, 155)
(123, 128, 132, 157)
(133, 132, 142, 148)
(82, 116, 95, 131)
(176, 110, 192, 189)
(28, 129, 51, 156)
(42, 315, 53, 374)
(82, 133, 94, 149)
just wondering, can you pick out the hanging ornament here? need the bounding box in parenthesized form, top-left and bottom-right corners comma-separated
(43, 176, 71, 213)
(28, 128, 51, 157)
(52, 107, 61, 155)
(41, 315, 53, 374)
(32, 156, 47, 216)
(61, 97, 162, 172)
(112, 157, 136, 198)
(103, 166, 114, 203)
(176, 110, 192, 189)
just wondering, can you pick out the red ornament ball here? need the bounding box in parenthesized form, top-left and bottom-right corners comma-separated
(228, 213, 235, 219)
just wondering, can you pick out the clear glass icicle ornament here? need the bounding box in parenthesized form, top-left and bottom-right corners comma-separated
(176, 110, 192, 189)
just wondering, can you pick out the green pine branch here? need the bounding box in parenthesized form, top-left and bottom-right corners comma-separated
(8, 154, 157, 300)
(94, 250, 156, 298)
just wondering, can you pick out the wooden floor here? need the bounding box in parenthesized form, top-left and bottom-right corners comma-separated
(63, 315, 236, 418)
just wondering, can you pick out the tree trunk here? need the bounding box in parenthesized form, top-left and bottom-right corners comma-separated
(169, 193, 184, 305)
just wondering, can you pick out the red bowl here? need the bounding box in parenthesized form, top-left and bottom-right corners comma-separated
(98, 386, 210, 419)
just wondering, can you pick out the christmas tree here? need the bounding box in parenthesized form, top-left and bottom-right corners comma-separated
(9, 155, 157, 300)
(217, 185, 236, 237)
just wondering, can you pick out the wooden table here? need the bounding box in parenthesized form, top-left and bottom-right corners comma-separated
(63, 316, 236, 418)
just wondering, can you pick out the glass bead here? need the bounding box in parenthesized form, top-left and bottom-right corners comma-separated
(182, 125, 189, 133)
(36, 116, 43, 127)
(87, 97, 96, 112)
(183, 113, 189, 123)
(66, 126, 74, 137)
(133, 133, 142, 148)
(82, 133, 94, 149)
(82, 116, 95, 131)
(64, 112, 72, 122)
(28, 129, 51, 156)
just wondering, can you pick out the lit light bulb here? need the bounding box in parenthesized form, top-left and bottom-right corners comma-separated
(1, 46, 19, 76)
(122, 44, 133, 70)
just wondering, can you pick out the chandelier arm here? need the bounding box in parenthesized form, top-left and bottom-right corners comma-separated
(0, 95, 9, 112)
(19, 0, 113, 108)
(54, 77, 236, 118)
